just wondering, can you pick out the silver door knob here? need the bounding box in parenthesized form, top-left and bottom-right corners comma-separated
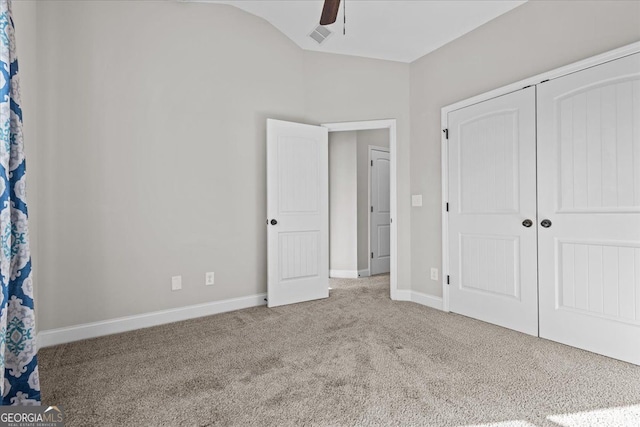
(522, 219, 533, 228)
(541, 219, 552, 228)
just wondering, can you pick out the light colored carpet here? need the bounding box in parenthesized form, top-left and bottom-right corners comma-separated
(39, 275, 640, 426)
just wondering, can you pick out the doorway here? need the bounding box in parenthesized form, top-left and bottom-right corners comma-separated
(327, 132, 390, 279)
(266, 119, 398, 306)
(323, 120, 398, 299)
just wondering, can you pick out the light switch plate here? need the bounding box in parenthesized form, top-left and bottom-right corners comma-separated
(430, 268, 438, 281)
(412, 195, 423, 207)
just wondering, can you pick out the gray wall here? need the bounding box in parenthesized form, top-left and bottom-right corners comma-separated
(32, 1, 411, 331)
(356, 130, 388, 272)
(409, 0, 640, 296)
(329, 131, 358, 273)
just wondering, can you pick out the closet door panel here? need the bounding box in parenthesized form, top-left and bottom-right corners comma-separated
(537, 52, 640, 365)
(448, 87, 538, 336)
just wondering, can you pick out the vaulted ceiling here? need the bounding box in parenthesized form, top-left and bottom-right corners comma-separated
(203, 1, 526, 63)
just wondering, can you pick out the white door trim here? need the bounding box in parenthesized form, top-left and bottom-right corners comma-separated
(440, 41, 640, 313)
(322, 119, 398, 300)
(368, 145, 390, 276)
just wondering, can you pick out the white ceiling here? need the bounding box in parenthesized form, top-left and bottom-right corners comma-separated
(203, 0, 526, 63)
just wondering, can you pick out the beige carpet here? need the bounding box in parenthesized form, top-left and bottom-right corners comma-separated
(39, 275, 640, 426)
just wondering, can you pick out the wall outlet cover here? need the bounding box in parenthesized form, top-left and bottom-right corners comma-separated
(171, 275, 182, 291)
(206, 272, 215, 286)
(412, 195, 423, 207)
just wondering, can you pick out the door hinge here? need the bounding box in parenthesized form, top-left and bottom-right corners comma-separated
(371, 160, 373, 166)
(371, 206, 373, 212)
(446, 202, 449, 212)
(371, 252, 374, 259)
(447, 275, 450, 285)
(443, 128, 449, 140)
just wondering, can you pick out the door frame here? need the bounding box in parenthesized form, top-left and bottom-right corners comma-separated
(322, 119, 398, 300)
(440, 41, 640, 312)
(368, 145, 390, 277)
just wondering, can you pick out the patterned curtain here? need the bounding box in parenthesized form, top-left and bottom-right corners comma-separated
(0, 0, 40, 405)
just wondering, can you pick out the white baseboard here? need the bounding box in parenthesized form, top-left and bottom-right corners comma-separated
(329, 270, 359, 279)
(37, 288, 444, 348)
(357, 269, 370, 277)
(392, 290, 444, 311)
(410, 291, 444, 311)
(37, 293, 267, 348)
(393, 289, 412, 301)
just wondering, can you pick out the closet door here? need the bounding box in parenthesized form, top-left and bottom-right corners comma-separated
(448, 87, 538, 336)
(537, 53, 640, 365)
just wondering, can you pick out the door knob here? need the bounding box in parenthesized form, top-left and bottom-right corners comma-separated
(522, 219, 533, 228)
(270, 219, 278, 225)
(541, 219, 552, 228)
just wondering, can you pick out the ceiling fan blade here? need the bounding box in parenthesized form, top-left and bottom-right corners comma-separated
(320, 0, 341, 25)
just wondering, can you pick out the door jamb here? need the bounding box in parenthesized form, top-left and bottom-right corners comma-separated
(322, 120, 398, 300)
(440, 41, 640, 313)
(368, 145, 390, 277)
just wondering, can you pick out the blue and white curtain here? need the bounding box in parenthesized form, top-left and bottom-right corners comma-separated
(0, 0, 40, 405)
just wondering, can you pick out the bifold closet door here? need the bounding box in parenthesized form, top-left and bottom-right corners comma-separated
(448, 87, 538, 336)
(537, 53, 640, 365)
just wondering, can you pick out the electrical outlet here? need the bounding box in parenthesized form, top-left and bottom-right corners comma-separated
(171, 275, 182, 291)
(205, 272, 215, 286)
(430, 268, 438, 281)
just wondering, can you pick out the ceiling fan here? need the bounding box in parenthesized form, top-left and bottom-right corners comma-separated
(320, 0, 341, 26)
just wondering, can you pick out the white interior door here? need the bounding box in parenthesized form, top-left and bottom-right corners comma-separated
(267, 119, 329, 307)
(448, 87, 538, 336)
(537, 53, 640, 365)
(370, 148, 391, 276)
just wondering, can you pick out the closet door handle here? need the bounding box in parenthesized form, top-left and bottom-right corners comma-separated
(522, 219, 533, 228)
(270, 219, 278, 225)
(541, 219, 552, 228)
